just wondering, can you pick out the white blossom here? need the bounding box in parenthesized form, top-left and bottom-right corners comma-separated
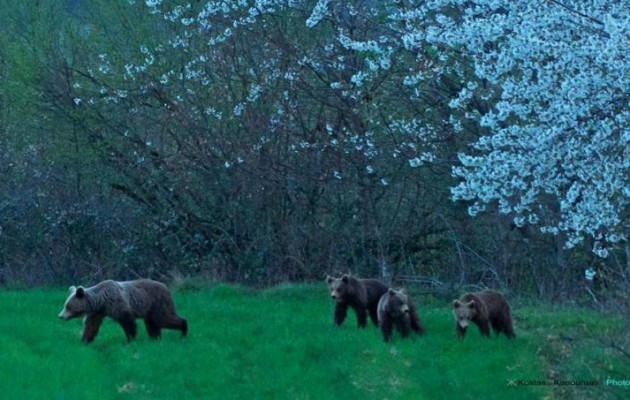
(305, 0, 329, 28)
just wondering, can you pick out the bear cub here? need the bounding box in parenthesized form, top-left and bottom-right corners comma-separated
(452, 290, 515, 339)
(325, 274, 388, 328)
(58, 279, 188, 343)
(377, 288, 425, 342)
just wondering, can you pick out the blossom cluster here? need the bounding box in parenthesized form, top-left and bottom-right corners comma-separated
(397, 0, 629, 252)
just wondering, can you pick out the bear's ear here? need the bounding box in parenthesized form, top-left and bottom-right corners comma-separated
(388, 288, 396, 295)
(341, 275, 349, 283)
(325, 275, 333, 283)
(75, 287, 85, 299)
(453, 300, 460, 308)
(467, 300, 476, 309)
(68, 285, 77, 294)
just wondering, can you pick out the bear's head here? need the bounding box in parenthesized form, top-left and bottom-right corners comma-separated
(58, 286, 87, 320)
(382, 288, 410, 318)
(325, 274, 354, 303)
(452, 299, 477, 329)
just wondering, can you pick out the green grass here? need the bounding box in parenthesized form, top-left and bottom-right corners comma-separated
(0, 284, 627, 399)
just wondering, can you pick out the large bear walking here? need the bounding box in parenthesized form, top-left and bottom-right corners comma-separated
(325, 274, 388, 328)
(58, 279, 188, 343)
(452, 290, 515, 339)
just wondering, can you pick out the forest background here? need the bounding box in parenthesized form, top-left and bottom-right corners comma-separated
(0, 0, 627, 309)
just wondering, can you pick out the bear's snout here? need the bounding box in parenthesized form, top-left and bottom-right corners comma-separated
(58, 309, 72, 320)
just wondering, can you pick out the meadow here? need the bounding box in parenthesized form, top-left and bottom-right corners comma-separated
(0, 284, 626, 400)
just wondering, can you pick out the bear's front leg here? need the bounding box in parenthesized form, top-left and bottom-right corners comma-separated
(456, 323, 467, 339)
(82, 313, 105, 344)
(334, 303, 348, 326)
(396, 319, 411, 338)
(380, 318, 393, 342)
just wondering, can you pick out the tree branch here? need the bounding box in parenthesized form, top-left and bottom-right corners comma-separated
(547, 0, 605, 26)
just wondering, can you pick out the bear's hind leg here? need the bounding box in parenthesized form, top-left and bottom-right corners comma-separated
(503, 308, 516, 339)
(162, 316, 188, 337)
(180, 318, 188, 336)
(476, 320, 491, 337)
(490, 318, 503, 337)
(82, 313, 105, 344)
(409, 307, 425, 335)
(118, 314, 137, 342)
(502, 317, 516, 339)
(368, 306, 379, 327)
(354, 305, 368, 328)
(491, 312, 516, 339)
(504, 325, 516, 339)
(144, 318, 162, 339)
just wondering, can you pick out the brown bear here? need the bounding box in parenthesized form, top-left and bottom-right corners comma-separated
(325, 274, 388, 328)
(58, 279, 188, 344)
(452, 290, 515, 339)
(377, 288, 425, 342)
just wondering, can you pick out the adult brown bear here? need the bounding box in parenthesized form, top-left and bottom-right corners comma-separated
(325, 274, 388, 328)
(58, 279, 187, 343)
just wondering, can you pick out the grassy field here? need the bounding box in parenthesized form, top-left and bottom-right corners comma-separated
(0, 284, 626, 399)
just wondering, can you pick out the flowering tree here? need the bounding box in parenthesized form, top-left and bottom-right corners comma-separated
(394, 0, 629, 254)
